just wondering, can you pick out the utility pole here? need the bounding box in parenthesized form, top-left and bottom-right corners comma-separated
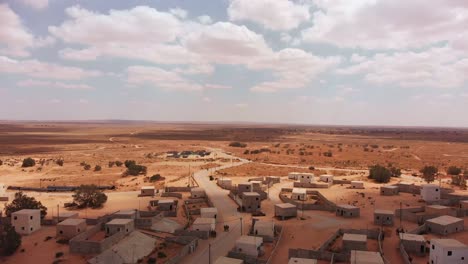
(240, 217, 243, 235)
(57, 204, 59, 223)
(399, 202, 402, 230)
(208, 243, 211, 264)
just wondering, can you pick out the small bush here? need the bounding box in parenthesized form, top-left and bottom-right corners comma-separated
(243, 150, 250, 154)
(149, 174, 164, 182)
(94, 165, 102, 172)
(83, 164, 91, 170)
(56, 159, 64, 166)
(115, 161, 123, 167)
(157, 252, 167, 258)
(308, 166, 315, 170)
(55, 252, 64, 258)
(108, 161, 115, 168)
(21, 157, 35, 167)
(447, 166, 462, 175)
(229, 142, 247, 148)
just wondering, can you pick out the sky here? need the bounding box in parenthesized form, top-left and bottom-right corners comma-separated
(1, 0, 468, 127)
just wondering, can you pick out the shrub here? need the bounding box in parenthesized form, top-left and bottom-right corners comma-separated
(447, 166, 462, 175)
(83, 164, 91, 170)
(420, 166, 438, 183)
(368, 165, 391, 183)
(0, 224, 21, 255)
(108, 161, 115, 168)
(115, 161, 123, 167)
(5, 192, 48, 219)
(229, 142, 247, 148)
(21, 158, 35, 167)
(149, 174, 165, 182)
(94, 165, 102, 172)
(56, 159, 64, 166)
(55, 252, 64, 258)
(72, 185, 108, 208)
(308, 166, 315, 170)
(147, 258, 157, 264)
(0, 160, 4, 166)
(124, 160, 136, 168)
(323, 151, 333, 157)
(389, 167, 402, 177)
(157, 252, 167, 258)
(124, 164, 147, 176)
(243, 150, 250, 154)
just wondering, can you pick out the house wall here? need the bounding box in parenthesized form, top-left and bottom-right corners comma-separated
(200, 209, 217, 219)
(426, 221, 464, 235)
(380, 187, 399, 196)
(236, 241, 262, 257)
(105, 221, 135, 236)
(421, 186, 441, 202)
(343, 239, 367, 251)
(141, 189, 155, 196)
(400, 239, 426, 256)
(274, 205, 297, 218)
(241, 196, 261, 212)
(430, 244, 468, 264)
(12, 210, 41, 235)
(57, 221, 86, 239)
(374, 213, 394, 226)
(192, 222, 214, 232)
(336, 207, 360, 218)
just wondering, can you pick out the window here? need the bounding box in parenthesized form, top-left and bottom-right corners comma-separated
(462, 257, 464, 260)
(14, 216, 17, 220)
(448, 251, 452, 256)
(436, 189, 439, 192)
(30, 227, 33, 231)
(59, 230, 63, 234)
(22, 227, 25, 230)
(30, 216, 33, 220)
(376, 216, 380, 220)
(77, 229, 80, 232)
(432, 245, 435, 250)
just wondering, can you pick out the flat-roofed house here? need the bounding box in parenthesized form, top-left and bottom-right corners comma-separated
(426, 215, 464, 235)
(343, 233, 367, 251)
(57, 218, 86, 239)
(250, 181, 263, 192)
(105, 219, 134, 236)
(200, 207, 218, 219)
(112, 209, 137, 219)
(275, 203, 297, 220)
(288, 258, 317, 264)
(218, 178, 232, 189)
(459, 200, 468, 210)
(421, 184, 440, 202)
(11, 209, 41, 235)
(351, 181, 364, 189)
(191, 187, 206, 198)
(192, 217, 215, 232)
(253, 220, 275, 238)
(238, 182, 253, 195)
(241, 192, 261, 212)
(426, 205, 452, 216)
(158, 199, 175, 211)
(336, 204, 360, 218)
(350, 251, 384, 264)
(235, 235, 263, 257)
(58, 211, 79, 222)
(288, 172, 301, 180)
(214, 257, 244, 264)
(380, 185, 399, 196)
(430, 239, 468, 264)
(298, 173, 314, 183)
(140, 186, 155, 196)
(399, 233, 426, 256)
(374, 209, 394, 226)
(291, 188, 307, 201)
(319, 175, 333, 184)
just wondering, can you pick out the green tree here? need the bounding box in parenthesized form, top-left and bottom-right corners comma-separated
(447, 166, 462, 175)
(149, 174, 165, 182)
(229, 142, 247, 148)
(124, 164, 147, 176)
(124, 160, 136, 168)
(368, 165, 391, 183)
(421, 166, 438, 183)
(0, 224, 21, 256)
(21, 157, 35, 167)
(72, 185, 108, 208)
(389, 167, 402, 177)
(115, 161, 123, 167)
(108, 161, 115, 168)
(5, 192, 47, 219)
(94, 165, 102, 172)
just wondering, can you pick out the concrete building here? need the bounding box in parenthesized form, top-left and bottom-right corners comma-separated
(275, 203, 297, 219)
(430, 239, 468, 264)
(241, 192, 261, 212)
(158, 199, 175, 211)
(350, 251, 384, 264)
(288, 258, 317, 264)
(238, 182, 253, 195)
(265, 176, 280, 185)
(351, 181, 364, 189)
(291, 188, 307, 201)
(421, 184, 440, 202)
(214, 257, 244, 264)
(113, 209, 137, 219)
(58, 211, 79, 222)
(235, 235, 263, 257)
(0, 183, 8, 201)
(140, 186, 155, 196)
(250, 181, 263, 192)
(192, 217, 215, 232)
(11, 209, 41, 235)
(200, 207, 218, 219)
(343, 233, 367, 251)
(336, 204, 360, 218)
(426, 215, 464, 235)
(459, 200, 468, 209)
(218, 178, 232, 189)
(426, 205, 452, 216)
(105, 219, 134, 236)
(399, 233, 426, 256)
(288, 172, 301, 180)
(57, 218, 86, 239)
(298, 173, 314, 184)
(319, 175, 333, 184)
(374, 209, 394, 226)
(380, 185, 399, 196)
(191, 187, 206, 198)
(253, 220, 275, 238)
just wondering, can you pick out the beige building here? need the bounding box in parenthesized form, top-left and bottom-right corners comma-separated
(140, 186, 155, 196)
(200, 207, 218, 219)
(399, 233, 426, 256)
(426, 205, 452, 216)
(336, 204, 360, 218)
(58, 211, 79, 222)
(113, 209, 137, 219)
(298, 173, 314, 184)
(235, 235, 263, 257)
(275, 203, 297, 219)
(288, 172, 301, 180)
(105, 219, 134, 236)
(319, 175, 333, 184)
(192, 217, 215, 232)
(57, 218, 86, 239)
(426, 215, 464, 235)
(191, 187, 206, 198)
(238, 182, 253, 194)
(218, 178, 232, 189)
(430, 239, 468, 264)
(158, 199, 175, 211)
(12, 209, 41, 235)
(291, 188, 307, 201)
(380, 185, 399, 196)
(459, 200, 468, 209)
(214, 257, 244, 264)
(351, 181, 364, 189)
(253, 220, 275, 238)
(421, 184, 440, 202)
(250, 181, 263, 192)
(288, 258, 317, 264)
(350, 251, 384, 264)
(374, 209, 394, 226)
(241, 192, 261, 212)
(343, 233, 367, 251)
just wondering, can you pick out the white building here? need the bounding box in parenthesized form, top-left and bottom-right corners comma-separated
(288, 258, 317, 264)
(421, 184, 440, 202)
(191, 187, 206, 198)
(291, 188, 307, 201)
(192, 217, 215, 232)
(288, 172, 301, 180)
(11, 209, 41, 235)
(56, 218, 86, 239)
(235, 235, 263, 257)
(218, 178, 232, 189)
(350, 250, 384, 264)
(105, 219, 134, 236)
(319, 175, 334, 184)
(351, 181, 364, 189)
(253, 220, 275, 237)
(200, 207, 218, 219)
(430, 239, 468, 264)
(140, 186, 155, 196)
(250, 181, 263, 192)
(214, 257, 244, 264)
(298, 173, 314, 183)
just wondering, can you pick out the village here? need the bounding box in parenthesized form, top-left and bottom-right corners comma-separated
(1, 144, 468, 264)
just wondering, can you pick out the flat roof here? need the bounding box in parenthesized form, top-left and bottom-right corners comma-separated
(343, 233, 367, 242)
(381, 185, 398, 189)
(193, 217, 215, 225)
(250, 181, 262, 184)
(191, 187, 205, 191)
(243, 192, 260, 196)
(337, 204, 359, 209)
(214, 256, 244, 264)
(59, 211, 78, 217)
(219, 178, 232, 181)
(58, 218, 86, 226)
(106, 219, 134, 225)
(141, 186, 155, 189)
(254, 221, 274, 229)
(460, 200, 468, 204)
(374, 209, 393, 215)
(12, 209, 40, 215)
(115, 210, 136, 215)
(292, 188, 307, 194)
(427, 215, 463, 225)
(201, 207, 218, 213)
(239, 182, 252, 185)
(426, 205, 450, 209)
(288, 258, 317, 264)
(399, 233, 425, 242)
(320, 174, 333, 177)
(275, 203, 296, 209)
(236, 235, 263, 245)
(351, 181, 364, 183)
(431, 239, 468, 248)
(350, 251, 384, 264)
(159, 199, 175, 204)
(421, 184, 438, 188)
(399, 181, 413, 185)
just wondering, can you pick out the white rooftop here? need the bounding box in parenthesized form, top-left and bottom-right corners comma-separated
(431, 239, 468, 248)
(382, 185, 398, 189)
(159, 199, 175, 204)
(350, 251, 384, 264)
(427, 215, 463, 225)
(236, 235, 263, 245)
(399, 233, 425, 242)
(243, 192, 260, 197)
(193, 217, 215, 225)
(288, 258, 317, 264)
(254, 220, 274, 229)
(374, 209, 393, 215)
(337, 204, 359, 209)
(214, 256, 244, 264)
(191, 187, 205, 191)
(292, 188, 307, 194)
(107, 219, 133, 225)
(115, 210, 136, 215)
(275, 203, 296, 209)
(343, 233, 367, 242)
(200, 207, 218, 213)
(426, 205, 450, 209)
(141, 186, 155, 190)
(12, 209, 40, 215)
(58, 218, 86, 226)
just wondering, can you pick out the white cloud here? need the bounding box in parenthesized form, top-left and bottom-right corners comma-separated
(228, 0, 310, 30)
(59, 48, 100, 61)
(78, 99, 89, 104)
(127, 65, 204, 91)
(50, 98, 61, 104)
(302, 0, 468, 50)
(235, 103, 248, 109)
(18, 0, 49, 10)
(0, 4, 34, 57)
(169, 8, 187, 19)
(0, 56, 101, 80)
(202, 97, 211, 102)
(280, 33, 292, 43)
(337, 46, 468, 88)
(17, 79, 93, 90)
(197, 15, 212, 24)
(350, 53, 366, 63)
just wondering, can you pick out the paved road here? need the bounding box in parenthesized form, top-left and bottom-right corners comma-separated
(180, 152, 249, 264)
